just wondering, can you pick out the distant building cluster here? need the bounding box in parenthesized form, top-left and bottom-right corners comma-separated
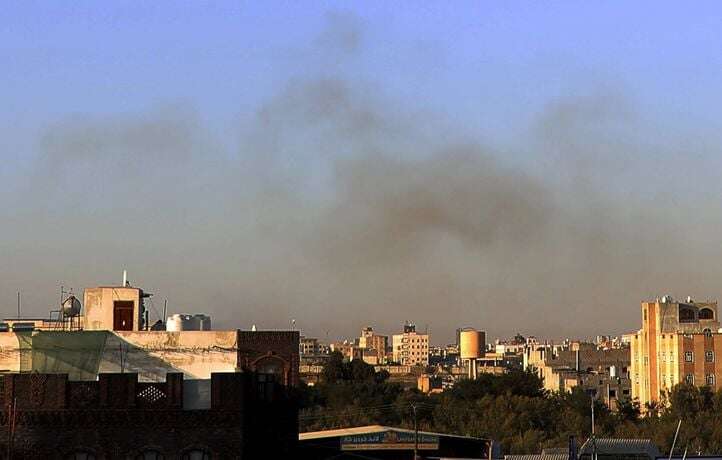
(299, 318, 638, 407)
(5, 271, 721, 456)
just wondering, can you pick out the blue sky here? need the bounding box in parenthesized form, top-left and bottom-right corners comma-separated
(3, 2, 722, 341)
(4, 1, 722, 154)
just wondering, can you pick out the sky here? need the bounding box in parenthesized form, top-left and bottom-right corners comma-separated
(3, 2, 722, 343)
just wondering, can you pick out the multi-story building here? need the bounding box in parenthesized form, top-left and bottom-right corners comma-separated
(300, 336, 320, 356)
(392, 322, 429, 366)
(630, 296, 721, 408)
(525, 344, 631, 408)
(358, 326, 389, 364)
(0, 282, 300, 387)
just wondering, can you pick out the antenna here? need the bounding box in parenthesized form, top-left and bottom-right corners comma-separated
(163, 299, 168, 325)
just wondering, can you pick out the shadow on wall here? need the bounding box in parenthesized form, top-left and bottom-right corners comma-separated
(99, 333, 189, 381)
(19, 331, 187, 381)
(28, 331, 110, 380)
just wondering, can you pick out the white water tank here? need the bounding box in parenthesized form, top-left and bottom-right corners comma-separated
(166, 313, 212, 331)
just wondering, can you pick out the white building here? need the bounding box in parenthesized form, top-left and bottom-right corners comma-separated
(392, 323, 429, 366)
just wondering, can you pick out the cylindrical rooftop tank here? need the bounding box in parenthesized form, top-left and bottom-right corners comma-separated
(166, 314, 189, 331)
(195, 314, 212, 331)
(61, 295, 82, 317)
(460, 330, 486, 359)
(166, 313, 212, 331)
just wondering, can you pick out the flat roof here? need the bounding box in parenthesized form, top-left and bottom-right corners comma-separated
(299, 425, 487, 441)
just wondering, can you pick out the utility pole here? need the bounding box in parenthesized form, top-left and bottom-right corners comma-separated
(668, 419, 682, 460)
(412, 403, 418, 460)
(591, 397, 597, 460)
(7, 397, 16, 460)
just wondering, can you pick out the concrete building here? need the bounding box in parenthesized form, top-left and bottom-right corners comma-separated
(300, 336, 320, 356)
(392, 323, 429, 366)
(525, 345, 631, 408)
(0, 283, 300, 386)
(630, 296, 721, 408)
(358, 326, 388, 364)
(83, 286, 150, 331)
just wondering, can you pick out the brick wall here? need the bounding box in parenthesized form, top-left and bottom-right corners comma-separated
(0, 372, 297, 459)
(237, 331, 300, 386)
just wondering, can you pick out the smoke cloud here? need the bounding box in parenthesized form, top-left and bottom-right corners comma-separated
(3, 12, 722, 343)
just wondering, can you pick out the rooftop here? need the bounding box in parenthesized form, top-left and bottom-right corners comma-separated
(299, 425, 487, 441)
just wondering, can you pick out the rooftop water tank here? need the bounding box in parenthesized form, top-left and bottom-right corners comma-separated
(459, 329, 486, 359)
(61, 295, 82, 317)
(166, 313, 212, 331)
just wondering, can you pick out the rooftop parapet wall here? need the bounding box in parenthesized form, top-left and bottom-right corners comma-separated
(0, 330, 299, 383)
(0, 371, 296, 412)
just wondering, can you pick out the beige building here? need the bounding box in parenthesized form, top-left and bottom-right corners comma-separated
(392, 323, 429, 366)
(358, 327, 388, 364)
(84, 286, 149, 331)
(525, 344, 630, 408)
(630, 297, 721, 408)
(0, 282, 300, 385)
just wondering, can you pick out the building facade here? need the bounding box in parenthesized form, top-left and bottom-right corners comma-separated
(525, 344, 630, 408)
(300, 336, 320, 356)
(630, 297, 721, 408)
(0, 371, 297, 458)
(392, 323, 429, 366)
(358, 327, 389, 365)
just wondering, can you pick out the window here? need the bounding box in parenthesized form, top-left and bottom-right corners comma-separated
(686, 374, 694, 385)
(704, 328, 713, 338)
(66, 453, 96, 460)
(707, 374, 716, 386)
(706, 351, 715, 363)
(609, 389, 617, 398)
(136, 451, 164, 460)
(700, 308, 715, 320)
(623, 389, 630, 395)
(661, 351, 666, 361)
(679, 306, 696, 323)
(182, 450, 210, 460)
(685, 351, 694, 362)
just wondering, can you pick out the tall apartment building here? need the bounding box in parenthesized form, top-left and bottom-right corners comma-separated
(358, 326, 389, 364)
(392, 323, 429, 366)
(630, 296, 720, 408)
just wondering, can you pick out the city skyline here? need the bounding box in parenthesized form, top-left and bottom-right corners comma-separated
(5, 3, 722, 343)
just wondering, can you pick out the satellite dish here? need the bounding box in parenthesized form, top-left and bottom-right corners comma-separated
(61, 295, 81, 317)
